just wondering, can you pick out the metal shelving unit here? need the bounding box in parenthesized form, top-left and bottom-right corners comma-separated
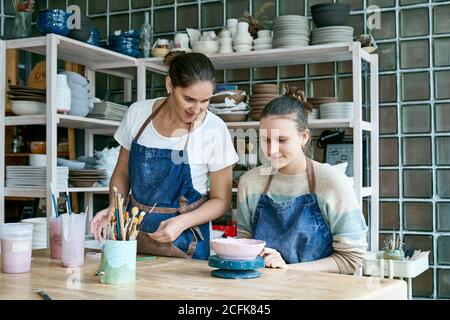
(0, 34, 144, 229)
(144, 42, 380, 250)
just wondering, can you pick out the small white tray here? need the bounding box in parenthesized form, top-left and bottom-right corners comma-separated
(363, 251, 429, 278)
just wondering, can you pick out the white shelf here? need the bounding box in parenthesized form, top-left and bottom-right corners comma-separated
(5, 188, 46, 198)
(144, 43, 372, 74)
(226, 119, 372, 130)
(5, 114, 120, 131)
(5, 116, 369, 132)
(6, 35, 137, 78)
(5, 187, 109, 198)
(67, 187, 109, 193)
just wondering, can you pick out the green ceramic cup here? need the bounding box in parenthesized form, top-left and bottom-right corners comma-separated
(97, 240, 137, 285)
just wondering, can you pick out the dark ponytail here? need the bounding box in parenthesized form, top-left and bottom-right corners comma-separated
(163, 51, 216, 88)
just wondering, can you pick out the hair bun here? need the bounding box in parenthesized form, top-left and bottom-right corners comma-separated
(163, 51, 187, 66)
(283, 85, 314, 113)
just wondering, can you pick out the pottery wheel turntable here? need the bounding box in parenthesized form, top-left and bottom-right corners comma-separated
(208, 255, 265, 279)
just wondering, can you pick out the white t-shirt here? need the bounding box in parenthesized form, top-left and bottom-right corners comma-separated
(114, 98, 239, 195)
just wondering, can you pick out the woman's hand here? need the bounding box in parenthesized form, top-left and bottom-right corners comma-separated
(90, 207, 112, 240)
(148, 216, 188, 243)
(259, 247, 287, 269)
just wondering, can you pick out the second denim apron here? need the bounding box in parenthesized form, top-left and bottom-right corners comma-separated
(252, 158, 333, 264)
(128, 100, 210, 260)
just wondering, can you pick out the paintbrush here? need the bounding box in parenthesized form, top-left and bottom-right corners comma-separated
(112, 187, 121, 240)
(49, 182, 59, 218)
(129, 217, 139, 240)
(126, 207, 139, 240)
(66, 187, 72, 215)
(118, 194, 126, 241)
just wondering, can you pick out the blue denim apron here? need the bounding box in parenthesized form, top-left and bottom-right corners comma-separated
(128, 100, 210, 260)
(252, 158, 333, 264)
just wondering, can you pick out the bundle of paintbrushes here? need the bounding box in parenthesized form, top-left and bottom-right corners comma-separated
(383, 233, 404, 251)
(109, 187, 155, 241)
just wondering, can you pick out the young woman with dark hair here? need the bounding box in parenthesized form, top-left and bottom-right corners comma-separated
(91, 52, 238, 260)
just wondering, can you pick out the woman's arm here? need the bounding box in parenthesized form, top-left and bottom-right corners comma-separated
(181, 165, 233, 226)
(90, 147, 130, 240)
(108, 147, 131, 205)
(288, 257, 340, 273)
(149, 165, 233, 242)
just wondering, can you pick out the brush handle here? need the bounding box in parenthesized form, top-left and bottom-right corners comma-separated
(66, 190, 72, 215)
(114, 208, 121, 240)
(118, 196, 126, 241)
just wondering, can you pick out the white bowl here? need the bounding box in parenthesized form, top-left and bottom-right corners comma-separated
(257, 30, 272, 38)
(254, 37, 273, 45)
(211, 238, 266, 261)
(192, 40, 219, 55)
(12, 101, 46, 115)
(29, 154, 47, 167)
(233, 44, 252, 52)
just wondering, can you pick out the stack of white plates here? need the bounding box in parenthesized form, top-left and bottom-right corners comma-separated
(88, 101, 128, 121)
(311, 26, 354, 45)
(308, 108, 320, 120)
(320, 102, 354, 119)
(21, 218, 48, 250)
(5, 166, 68, 190)
(273, 15, 309, 48)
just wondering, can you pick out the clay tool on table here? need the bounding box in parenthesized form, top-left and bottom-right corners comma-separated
(35, 289, 52, 300)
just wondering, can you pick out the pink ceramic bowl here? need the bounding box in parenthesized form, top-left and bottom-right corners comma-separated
(210, 238, 266, 261)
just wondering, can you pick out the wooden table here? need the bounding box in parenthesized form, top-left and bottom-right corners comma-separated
(0, 250, 407, 300)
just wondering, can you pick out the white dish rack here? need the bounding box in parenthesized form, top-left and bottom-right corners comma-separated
(363, 251, 429, 300)
(363, 250, 429, 278)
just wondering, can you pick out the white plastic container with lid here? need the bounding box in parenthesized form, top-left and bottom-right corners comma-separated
(21, 217, 48, 250)
(0, 223, 33, 274)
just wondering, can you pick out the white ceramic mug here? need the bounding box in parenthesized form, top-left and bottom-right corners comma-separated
(174, 33, 189, 49)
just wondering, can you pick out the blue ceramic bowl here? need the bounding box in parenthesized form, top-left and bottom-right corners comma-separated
(110, 43, 140, 50)
(111, 47, 142, 58)
(109, 37, 140, 45)
(37, 10, 71, 36)
(118, 30, 141, 39)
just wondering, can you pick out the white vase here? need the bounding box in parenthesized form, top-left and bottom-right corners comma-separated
(227, 18, 238, 28)
(56, 74, 71, 113)
(219, 38, 233, 54)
